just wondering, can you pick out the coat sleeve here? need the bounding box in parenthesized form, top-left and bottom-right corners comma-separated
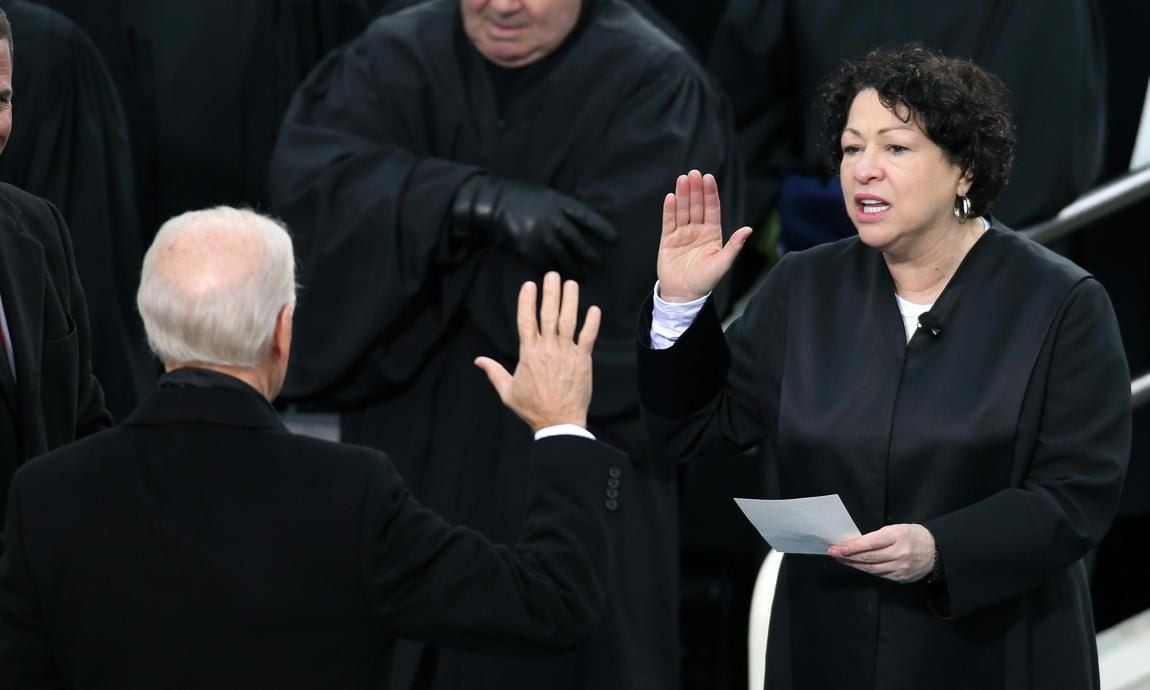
(637, 254, 790, 459)
(360, 437, 625, 652)
(46, 201, 112, 442)
(268, 33, 483, 407)
(0, 474, 61, 689)
(924, 278, 1130, 618)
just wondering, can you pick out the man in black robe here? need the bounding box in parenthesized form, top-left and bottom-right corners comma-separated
(268, 1, 742, 688)
(0, 0, 151, 419)
(709, 0, 1106, 252)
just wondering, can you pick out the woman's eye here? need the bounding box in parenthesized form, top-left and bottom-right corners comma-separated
(888, 144, 909, 154)
(842, 145, 861, 155)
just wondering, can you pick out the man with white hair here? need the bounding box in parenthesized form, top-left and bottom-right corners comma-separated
(0, 206, 626, 689)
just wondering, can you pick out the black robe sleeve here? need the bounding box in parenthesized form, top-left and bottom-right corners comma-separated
(923, 278, 1130, 618)
(637, 253, 791, 456)
(268, 34, 484, 406)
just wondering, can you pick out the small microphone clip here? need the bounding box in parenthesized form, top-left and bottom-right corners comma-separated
(918, 313, 943, 337)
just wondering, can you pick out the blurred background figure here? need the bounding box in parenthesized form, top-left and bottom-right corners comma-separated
(0, 0, 151, 419)
(709, 0, 1105, 268)
(33, 0, 388, 237)
(267, 1, 741, 689)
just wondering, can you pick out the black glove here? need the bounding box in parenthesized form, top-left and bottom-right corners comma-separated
(452, 175, 617, 276)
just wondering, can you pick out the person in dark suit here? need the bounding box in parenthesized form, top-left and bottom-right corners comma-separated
(639, 46, 1130, 689)
(0, 205, 626, 689)
(0, 0, 152, 420)
(0, 8, 111, 543)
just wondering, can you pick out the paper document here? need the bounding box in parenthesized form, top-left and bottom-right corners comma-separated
(734, 494, 861, 555)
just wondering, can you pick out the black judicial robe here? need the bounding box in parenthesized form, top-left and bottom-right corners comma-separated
(0, 0, 151, 420)
(269, 1, 741, 688)
(709, 0, 1106, 231)
(638, 224, 1130, 689)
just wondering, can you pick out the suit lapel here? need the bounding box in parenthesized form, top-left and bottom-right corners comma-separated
(0, 198, 46, 456)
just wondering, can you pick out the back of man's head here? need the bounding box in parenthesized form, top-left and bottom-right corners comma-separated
(137, 207, 296, 370)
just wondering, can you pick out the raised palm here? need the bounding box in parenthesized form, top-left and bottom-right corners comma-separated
(657, 170, 752, 303)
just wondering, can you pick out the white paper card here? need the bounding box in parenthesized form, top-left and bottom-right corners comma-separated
(734, 494, 861, 555)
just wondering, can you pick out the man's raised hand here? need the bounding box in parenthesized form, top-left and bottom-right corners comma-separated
(475, 272, 601, 431)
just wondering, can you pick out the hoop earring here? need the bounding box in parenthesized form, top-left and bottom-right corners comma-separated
(953, 194, 972, 223)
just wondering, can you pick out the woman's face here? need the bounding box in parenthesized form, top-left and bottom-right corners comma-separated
(839, 89, 971, 256)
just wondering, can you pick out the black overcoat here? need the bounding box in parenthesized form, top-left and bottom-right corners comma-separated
(268, 2, 741, 688)
(0, 373, 626, 689)
(639, 225, 1130, 689)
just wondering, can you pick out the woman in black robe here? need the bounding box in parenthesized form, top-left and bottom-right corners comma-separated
(639, 45, 1129, 689)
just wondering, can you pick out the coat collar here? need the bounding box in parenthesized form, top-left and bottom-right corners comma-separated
(124, 370, 286, 432)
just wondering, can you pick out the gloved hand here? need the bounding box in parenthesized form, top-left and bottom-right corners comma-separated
(452, 175, 617, 276)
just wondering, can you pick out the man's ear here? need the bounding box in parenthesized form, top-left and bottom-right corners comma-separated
(272, 303, 294, 363)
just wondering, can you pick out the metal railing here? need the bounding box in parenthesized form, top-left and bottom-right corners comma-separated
(1017, 164, 1150, 410)
(1133, 372, 1150, 411)
(1022, 166, 1150, 245)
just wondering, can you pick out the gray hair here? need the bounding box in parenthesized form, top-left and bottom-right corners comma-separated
(138, 207, 297, 368)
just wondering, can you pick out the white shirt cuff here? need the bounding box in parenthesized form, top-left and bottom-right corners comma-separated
(650, 280, 709, 350)
(535, 424, 595, 441)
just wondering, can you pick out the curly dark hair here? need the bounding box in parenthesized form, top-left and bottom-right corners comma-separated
(819, 44, 1016, 218)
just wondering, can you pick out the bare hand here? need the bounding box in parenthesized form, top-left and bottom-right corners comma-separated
(657, 169, 753, 303)
(475, 272, 601, 432)
(827, 524, 936, 583)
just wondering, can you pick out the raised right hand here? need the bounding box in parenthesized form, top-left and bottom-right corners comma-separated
(474, 272, 601, 432)
(657, 170, 752, 303)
